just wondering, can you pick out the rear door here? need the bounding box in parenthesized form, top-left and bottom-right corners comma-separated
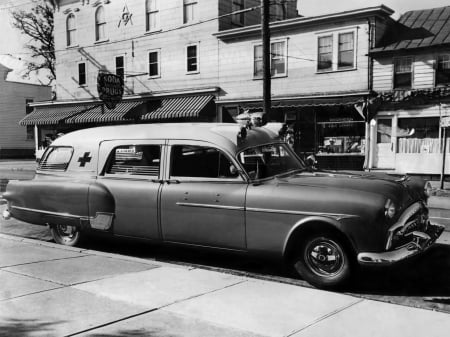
(160, 141, 248, 250)
(97, 140, 164, 240)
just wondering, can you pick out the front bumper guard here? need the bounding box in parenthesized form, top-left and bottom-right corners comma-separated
(357, 223, 445, 265)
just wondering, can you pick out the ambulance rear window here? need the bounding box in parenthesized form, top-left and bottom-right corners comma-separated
(38, 146, 73, 171)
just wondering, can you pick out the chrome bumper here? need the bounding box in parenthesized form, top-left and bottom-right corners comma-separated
(357, 223, 445, 265)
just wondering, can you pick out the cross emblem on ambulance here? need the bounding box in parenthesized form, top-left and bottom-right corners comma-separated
(78, 152, 92, 167)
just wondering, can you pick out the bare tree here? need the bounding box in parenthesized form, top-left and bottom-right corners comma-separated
(11, 0, 55, 84)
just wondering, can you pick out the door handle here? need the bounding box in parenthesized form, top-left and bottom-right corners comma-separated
(165, 179, 180, 184)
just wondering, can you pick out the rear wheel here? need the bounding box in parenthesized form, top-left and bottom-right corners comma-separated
(292, 233, 352, 289)
(50, 224, 81, 246)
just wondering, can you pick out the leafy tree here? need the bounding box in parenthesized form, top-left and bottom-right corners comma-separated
(11, 0, 55, 84)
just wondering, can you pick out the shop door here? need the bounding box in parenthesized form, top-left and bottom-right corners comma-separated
(375, 118, 395, 169)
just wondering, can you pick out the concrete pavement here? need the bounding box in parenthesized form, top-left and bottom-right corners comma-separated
(0, 233, 449, 337)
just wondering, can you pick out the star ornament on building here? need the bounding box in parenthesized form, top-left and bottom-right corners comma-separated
(118, 4, 133, 27)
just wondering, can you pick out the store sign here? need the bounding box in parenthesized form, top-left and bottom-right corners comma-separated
(97, 72, 124, 109)
(441, 116, 450, 128)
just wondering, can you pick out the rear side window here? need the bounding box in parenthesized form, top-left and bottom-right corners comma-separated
(105, 145, 161, 177)
(38, 147, 73, 171)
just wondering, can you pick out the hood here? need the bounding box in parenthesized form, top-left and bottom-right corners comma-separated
(276, 170, 426, 207)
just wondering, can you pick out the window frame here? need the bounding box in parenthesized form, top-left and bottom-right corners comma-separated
(186, 43, 199, 74)
(25, 98, 34, 141)
(66, 13, 77, 47)
(95, 6, 107, 42)
(231, 0, 245, 27)
(316, 29, 357, 73)
(183, 0, 198, 24)
(272, 0, 287, 21)
(393, 56, 413, 89)
(146, 0, 160, 32)
(253, 39, 288, 79)
(148, 49, 161, 78)
(115, 55, 125, 81)
(78, 62, 87, 86)
(169, 144, 242, 181)
(436, 54, 450, 86)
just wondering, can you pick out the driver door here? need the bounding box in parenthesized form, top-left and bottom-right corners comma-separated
(160, 141, 248, 250)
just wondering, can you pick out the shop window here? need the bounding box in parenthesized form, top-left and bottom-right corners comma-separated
(231, 0, 244, 26)
(115, 56, 125, 80)
(377, 119, 392, 143)
(317, 36, 333, 72)
(95, 6, 106, 41)
(78, 62, 86, 86)
(25, 99, 34, 140)
(436, 55, 450, 86)
(146, 0, 159, 32)
(394, 57, 412, 89)
(397, 118, 439, 154)
(183, 0, 197, 24)
(186, 44, 198, 73)
(253, 40, 287, 78)
(106, 145, 161, 177)
(148, 50, 160, 77)
(171, 145, 238, 179)
(66, 13, 76, 46)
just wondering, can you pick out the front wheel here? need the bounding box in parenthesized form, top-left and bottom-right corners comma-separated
(292, 233, 353, 289)
(50, 224, 82, 246)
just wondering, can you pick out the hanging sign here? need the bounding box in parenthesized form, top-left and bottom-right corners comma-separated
(97, 72, 124, 109)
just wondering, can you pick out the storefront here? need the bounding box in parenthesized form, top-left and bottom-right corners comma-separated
(370, 89, 450, 175)
(225, 94, 368, 170)
(23, 91, 218, 159)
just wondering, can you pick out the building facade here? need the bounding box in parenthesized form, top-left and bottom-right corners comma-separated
(369, 6, 450, 175)
(0, 63, 51, 158)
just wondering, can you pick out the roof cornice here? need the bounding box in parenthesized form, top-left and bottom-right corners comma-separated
(214, 5, 394, 40)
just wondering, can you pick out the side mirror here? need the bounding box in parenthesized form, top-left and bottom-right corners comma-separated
(305, 154, 317, 170)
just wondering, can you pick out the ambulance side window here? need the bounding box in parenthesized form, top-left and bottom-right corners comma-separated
(105, 145, 161, 177)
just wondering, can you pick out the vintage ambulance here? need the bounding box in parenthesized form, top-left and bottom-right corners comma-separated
(1, 123, 444, 288)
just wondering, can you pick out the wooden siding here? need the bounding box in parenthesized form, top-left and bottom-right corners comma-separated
(372, 48, 450, 91)
(0, 68, 51, 153)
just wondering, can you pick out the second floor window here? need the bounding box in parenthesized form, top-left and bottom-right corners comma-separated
(436, 55, 450, 86)
(26, 99, 34, 140)
(183, 0, 197, 24)
(146, 0, 159, 31)
(318, 36, 333, 71)
(116, 56, 125, 80)
(148, 50, 160, 77)
(231, 0, 244, 26)
(78, 63, 86, 86)
(394, 57, 412, 89)
(338, 32, 354, 69)
(66, 14, 76, 46)
(187, 45, 198, 73)
(95, 6, 106, 41)
(254, 41, 287, 78)
(272, 0, 287, 21)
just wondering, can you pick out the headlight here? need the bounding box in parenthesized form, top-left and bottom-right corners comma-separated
(424, 181, 432, 198)
(385, 199, 396, 219)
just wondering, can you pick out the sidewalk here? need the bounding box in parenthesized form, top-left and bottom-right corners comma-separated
(0, 233, 449, 337)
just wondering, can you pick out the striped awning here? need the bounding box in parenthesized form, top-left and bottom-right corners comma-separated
(20, 104, 98, 126)
(140, 95, 214, 121)
(65, 101, 143, 124)
(20, 101, 144, 126)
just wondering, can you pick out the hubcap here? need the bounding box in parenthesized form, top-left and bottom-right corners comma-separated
(305, 239, 345, 277)
(55, 225, 77, 242)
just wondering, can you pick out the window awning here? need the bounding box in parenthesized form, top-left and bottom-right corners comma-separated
(241, 96, 364, 111)
(21, 95, 215, 125)
(20, 104, 98, 126)
(65, 101, 143, 124)
(139, 95, 214, 121)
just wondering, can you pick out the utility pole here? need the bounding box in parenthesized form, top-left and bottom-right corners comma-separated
(261, 0, 271, 122)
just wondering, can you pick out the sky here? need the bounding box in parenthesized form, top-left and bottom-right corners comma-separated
(0, 0, 450, 83)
